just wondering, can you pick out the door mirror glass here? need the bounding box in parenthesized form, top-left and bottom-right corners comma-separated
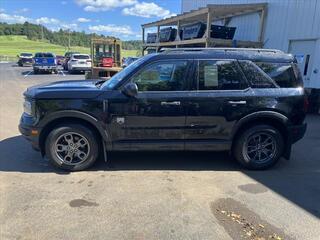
(122, 82, 138, 97)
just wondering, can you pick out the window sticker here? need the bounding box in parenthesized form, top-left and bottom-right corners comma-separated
(204, 64, 218, 87)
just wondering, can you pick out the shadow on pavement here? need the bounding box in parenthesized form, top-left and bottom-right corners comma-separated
(0, 135, 239, 173)
(0, 115, 319, 218)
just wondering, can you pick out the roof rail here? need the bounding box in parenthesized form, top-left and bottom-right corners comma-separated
(160, 48, 283, 54)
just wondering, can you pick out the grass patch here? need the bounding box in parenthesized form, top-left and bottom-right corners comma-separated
(0, 35, 139, 59)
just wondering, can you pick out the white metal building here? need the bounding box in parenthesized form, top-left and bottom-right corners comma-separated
(181, 0, 320, 89)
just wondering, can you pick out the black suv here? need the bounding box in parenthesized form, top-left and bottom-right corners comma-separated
(19, 48, 307, 171)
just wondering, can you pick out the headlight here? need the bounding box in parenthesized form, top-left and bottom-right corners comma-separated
(23, 100, 33, 115)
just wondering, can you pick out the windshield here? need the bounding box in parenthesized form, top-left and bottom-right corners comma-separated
(102, 54, 153, 89)
(21, 53, 32, 57)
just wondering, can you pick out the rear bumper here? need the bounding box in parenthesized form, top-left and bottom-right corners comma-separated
(70, 66, 91, 71)
(33, 65, 57, 71)
(288, 123, 307, 144)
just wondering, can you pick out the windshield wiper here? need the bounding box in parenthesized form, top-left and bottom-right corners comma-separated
(94, 80, 106, 88)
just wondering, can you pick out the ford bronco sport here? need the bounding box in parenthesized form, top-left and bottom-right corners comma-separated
(19, 48, 307, 171)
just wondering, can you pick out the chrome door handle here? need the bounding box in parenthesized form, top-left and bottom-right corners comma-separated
(161, 101, 181, 106)
(228, 100, 246, 105)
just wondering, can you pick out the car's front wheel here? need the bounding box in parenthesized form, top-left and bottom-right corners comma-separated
(45, 124, 99, 171)
(233, 124, 284, 170)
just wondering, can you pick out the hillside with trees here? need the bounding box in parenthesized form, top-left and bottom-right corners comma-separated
(0, 22, 142, 50)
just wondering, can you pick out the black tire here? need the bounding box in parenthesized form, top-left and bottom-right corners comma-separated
(45, 124, 99, 171)
(68, 69, 73, 74)
(233, 125, 284, 170)
(33, 69, 38, 74)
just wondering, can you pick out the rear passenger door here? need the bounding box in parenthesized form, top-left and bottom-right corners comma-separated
(185, 59, 252, 150)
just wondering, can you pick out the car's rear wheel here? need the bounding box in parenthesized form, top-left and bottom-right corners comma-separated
(45, 124, 99, 171)
(233, 124, 284, 170)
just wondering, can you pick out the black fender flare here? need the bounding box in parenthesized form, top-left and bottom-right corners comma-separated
(230, 111, 291, 159)
(39, 110, 111, 144)
(231, 111, 289, 139)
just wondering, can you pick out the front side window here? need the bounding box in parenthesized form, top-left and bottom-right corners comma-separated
(197, 60, 247, 90)
(132, 61, 188, 91)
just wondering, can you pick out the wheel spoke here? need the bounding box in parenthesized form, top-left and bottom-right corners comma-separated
(75, 138, 87, 148)
(64, 134, 74, 144)
(64, 152, 74, 163)
(56, 144, 68, 152)
(76, 150, 87, 161)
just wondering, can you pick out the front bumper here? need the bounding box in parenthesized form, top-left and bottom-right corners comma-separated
(19, 113, 41, 151)
(288, 123, 307, 144)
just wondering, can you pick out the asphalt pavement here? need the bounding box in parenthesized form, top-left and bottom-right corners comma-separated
(0, 62, 319, 240)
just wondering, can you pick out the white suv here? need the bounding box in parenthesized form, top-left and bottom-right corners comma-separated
(67, 54, 92, 73)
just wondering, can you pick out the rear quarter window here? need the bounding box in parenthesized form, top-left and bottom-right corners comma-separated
(255, 62, 303, 88)
(239, 61, 276, 88)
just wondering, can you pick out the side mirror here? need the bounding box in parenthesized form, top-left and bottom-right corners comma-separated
(122, 83, 138, 97)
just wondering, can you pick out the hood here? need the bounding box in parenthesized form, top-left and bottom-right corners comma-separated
(24, 80, 103, 99)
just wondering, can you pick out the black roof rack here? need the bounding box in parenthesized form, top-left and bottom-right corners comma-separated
(160, 48, 283, 54)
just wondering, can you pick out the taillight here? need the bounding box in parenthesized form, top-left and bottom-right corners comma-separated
(303, 95, 309, 113)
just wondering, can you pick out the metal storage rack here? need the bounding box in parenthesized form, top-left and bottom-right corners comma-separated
(141, 3, 267, 55)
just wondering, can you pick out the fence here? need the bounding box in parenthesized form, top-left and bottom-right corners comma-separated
(0, 55, 18, 62)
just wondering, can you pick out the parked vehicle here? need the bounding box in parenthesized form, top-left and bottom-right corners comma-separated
(122, 57, 139, 68)
(67, 54, 92, 74)
(63, 51, 80, 70)
(33, 52, 57, 74)
(17, 52, 33, 66)
(19, 48, 307, 171)
(56, 55, 65, 65)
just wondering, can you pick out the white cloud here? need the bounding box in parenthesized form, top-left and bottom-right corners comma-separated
(89, 24, 134, 35)
(60, 23, 78, 30)
(77, 17, 91, 23)
(0, 12, 78, 31)
(14, 8, 29, 14)
(35, 17, 60, 25)
(0, 13, 30, 23)
(122, 2, 175, 18)
(76, 0, 137, 12)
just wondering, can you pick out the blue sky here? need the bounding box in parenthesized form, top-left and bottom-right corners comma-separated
(0, 0, 181, 40)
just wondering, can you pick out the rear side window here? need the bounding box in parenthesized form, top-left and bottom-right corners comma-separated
(73, 55, 90, 60)
(197, 60, 247, 90)
(239, 61, 276, 88)
(255, 62, 303, 88)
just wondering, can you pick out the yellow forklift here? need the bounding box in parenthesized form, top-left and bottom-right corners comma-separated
(88, 38, 122, 79)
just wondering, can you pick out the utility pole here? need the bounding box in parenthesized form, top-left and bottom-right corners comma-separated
(41, 25, 44, 41)
(68, 29, 71, 50)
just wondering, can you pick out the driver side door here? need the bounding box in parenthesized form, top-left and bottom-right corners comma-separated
(112, 59, 192, 151)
